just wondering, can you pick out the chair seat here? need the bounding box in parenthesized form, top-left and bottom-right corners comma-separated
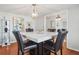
(43, 43, 55, 53)
(23, 41, 37, 50)
(24, 45, 37, 50)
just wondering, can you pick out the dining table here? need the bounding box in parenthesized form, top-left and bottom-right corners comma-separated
(21, 32, 58, 55)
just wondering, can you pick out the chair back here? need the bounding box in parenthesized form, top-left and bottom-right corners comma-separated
(54, 30, 68, 52)
(13, 31, 24, 51)
(48, 29, 56, 32)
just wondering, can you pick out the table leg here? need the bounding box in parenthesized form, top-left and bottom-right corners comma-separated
(37, 42, 44, 55)
(42, 42, 43, 55)
(37, 44, 39, 55)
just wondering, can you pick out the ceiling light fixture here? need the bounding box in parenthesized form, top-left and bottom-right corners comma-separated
(32, 4, 38, 18)
(56, 15, 62, 21)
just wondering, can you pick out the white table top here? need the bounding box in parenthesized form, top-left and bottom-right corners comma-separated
(21, 32, 58, 43)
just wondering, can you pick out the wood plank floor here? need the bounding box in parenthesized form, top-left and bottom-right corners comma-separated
(0, 42, 79, 55)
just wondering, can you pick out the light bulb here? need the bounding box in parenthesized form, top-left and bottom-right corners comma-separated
(32, 13, 38, 17)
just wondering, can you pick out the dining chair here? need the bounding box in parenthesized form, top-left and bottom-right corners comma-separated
(62, 29, 66, 31)
(48, 29, 56, 32)
(26, 28, 34, 32)
(43, 30, 68, 55)
(13, 31, 37, 55)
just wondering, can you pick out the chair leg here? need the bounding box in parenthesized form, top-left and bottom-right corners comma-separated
(18, 48, 19, 55)
(22, 52, 24, 55)
(18, 50, 19, 55)
(60, 48, 62, 55)
(20, 49, 24, 55)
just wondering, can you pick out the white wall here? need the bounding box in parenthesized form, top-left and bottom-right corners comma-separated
(35, 16, 44, 32)
(67, 7, 79, 51)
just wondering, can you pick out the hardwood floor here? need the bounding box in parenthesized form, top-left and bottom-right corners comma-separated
(0, 43, 18, 55)
(0, 42, 79, 55)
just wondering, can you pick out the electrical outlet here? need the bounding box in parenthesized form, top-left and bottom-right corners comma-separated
(5, 43, 7, 45)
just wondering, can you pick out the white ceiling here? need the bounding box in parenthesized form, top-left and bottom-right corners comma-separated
(0, 4, 78, 16)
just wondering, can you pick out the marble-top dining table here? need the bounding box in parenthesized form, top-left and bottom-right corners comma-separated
(21, 32, 58, 43)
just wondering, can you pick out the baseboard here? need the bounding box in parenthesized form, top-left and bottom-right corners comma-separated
(10, 41, 16, 43)
(67, 47, 79, 52)
(0, 41, 17, 47)
(2, 43, 10, 47)
(0, 44, 1, 45)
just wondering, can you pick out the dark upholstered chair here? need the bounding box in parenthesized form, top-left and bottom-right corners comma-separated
(43, 30, 68, 55)
(13, 31, 37, 55)
(26, 28, 34, 32)
(48, 29, 56, 32)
